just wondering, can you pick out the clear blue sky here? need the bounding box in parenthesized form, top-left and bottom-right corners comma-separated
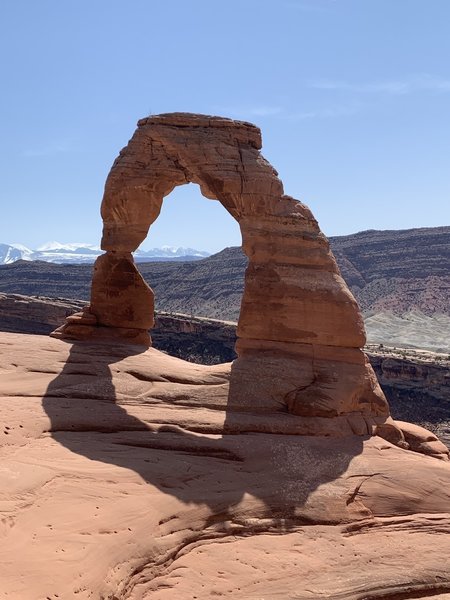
(1, 0, 449, 253)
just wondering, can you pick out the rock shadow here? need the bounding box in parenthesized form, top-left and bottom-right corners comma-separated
(42, 340, 364, 524)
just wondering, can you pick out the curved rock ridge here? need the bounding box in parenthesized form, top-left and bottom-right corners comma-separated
(53, 112, 388, 428)
(1, 333, 450, 599)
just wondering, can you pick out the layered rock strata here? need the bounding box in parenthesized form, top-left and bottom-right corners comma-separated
(0, 293, 85, 335)
(52, 113, 392, 431)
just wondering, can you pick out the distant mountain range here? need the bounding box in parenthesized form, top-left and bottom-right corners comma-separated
(0, 226, 449, 351)
(0, 242, 210, 265)
(1, 226, 449, 318)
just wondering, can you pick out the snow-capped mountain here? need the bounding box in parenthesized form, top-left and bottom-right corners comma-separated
(0, 242, 210, 265)
(0, 243, 34, 264)
(34, 242, 102, 263)
(37, 241, 101, 253)
(135, 246, 210, 259)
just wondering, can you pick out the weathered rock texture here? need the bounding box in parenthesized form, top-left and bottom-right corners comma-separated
(153, 314, 450, 452)
(1, 294, 449, 448)
(1, 332, 450, 599)
(53, 113, 389, 430)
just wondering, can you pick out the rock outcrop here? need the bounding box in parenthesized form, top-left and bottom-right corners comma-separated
(368, 346, 450, 446)
(2, 332, 450, 599)
(53, 113, 389, 432)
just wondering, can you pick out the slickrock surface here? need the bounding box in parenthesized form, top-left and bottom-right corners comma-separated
(2, 332, 450, 600)
(55, 113, 389, 425)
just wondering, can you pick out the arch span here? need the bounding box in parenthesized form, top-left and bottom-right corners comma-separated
(53, 113, 388, 422)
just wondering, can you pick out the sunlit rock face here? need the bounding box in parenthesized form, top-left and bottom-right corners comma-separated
(53, 112, 388, 429)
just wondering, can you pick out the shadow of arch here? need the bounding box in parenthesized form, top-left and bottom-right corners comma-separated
(42, 338, 364, 523)
(44, 112, 388, 521)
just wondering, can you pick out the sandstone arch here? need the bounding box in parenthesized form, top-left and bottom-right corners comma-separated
(54, 113, 389, 426)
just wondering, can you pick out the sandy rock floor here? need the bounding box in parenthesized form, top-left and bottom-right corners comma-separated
(1, 333, 450, 600)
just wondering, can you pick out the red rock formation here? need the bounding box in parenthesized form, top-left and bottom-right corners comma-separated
(5, 119, 450, 598)
(52, 113, 391, 433)
(1, 332, 450, 598)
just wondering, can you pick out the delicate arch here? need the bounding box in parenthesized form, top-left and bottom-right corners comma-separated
(53, 113, 388, 422)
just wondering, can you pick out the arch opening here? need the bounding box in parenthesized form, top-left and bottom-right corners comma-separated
(139, 181, 242, 256)
(135, 181, 245, 364)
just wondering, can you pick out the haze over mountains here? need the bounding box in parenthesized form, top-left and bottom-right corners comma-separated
(0, 242, 210, 264)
